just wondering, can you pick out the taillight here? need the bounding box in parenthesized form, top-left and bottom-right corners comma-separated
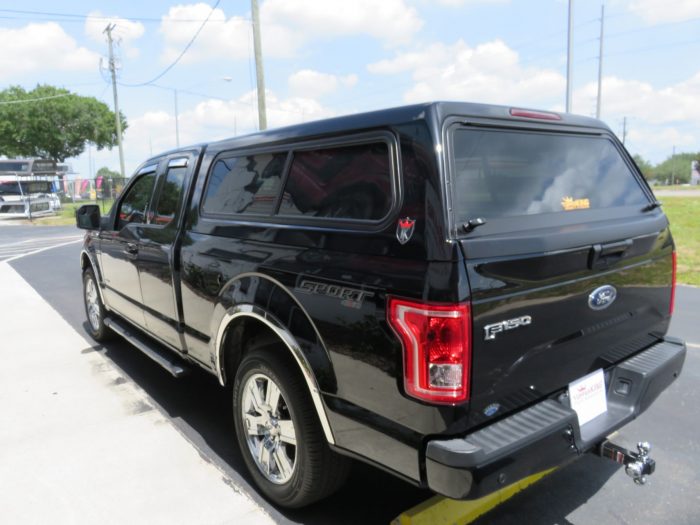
(387, 297, 472, 404)
(670, 250, 677, 315)
(509, 108, 562, 120)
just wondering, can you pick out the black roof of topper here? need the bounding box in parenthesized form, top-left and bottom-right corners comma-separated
(152, 101, 612, 160)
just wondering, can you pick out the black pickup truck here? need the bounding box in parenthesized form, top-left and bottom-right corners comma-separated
(76, 101, 686, 509)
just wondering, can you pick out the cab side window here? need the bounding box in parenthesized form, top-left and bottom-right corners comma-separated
(117, 172, 156, 230)
(152, 166, 187, 226)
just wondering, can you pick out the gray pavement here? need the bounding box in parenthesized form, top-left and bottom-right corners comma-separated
(2, 225, 699, 524)
(654, 189, 700, 197)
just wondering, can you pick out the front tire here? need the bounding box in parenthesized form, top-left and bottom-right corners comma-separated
(233, 346, 350, 508)
(83, 267, 111, 342)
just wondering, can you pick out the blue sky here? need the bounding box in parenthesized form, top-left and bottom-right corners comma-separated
(0, 0, 698, 177)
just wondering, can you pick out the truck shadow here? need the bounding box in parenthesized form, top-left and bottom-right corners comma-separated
(87, 328, 428, 525)
(87, 324, 620, 525)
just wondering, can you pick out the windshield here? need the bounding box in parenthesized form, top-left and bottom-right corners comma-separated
(0, 180, 53, 195)
(450, 128, 649, 223)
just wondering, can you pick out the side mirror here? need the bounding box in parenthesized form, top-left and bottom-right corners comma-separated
(76, 204, 101, 230)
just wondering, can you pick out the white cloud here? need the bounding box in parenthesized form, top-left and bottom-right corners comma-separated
(84, 11, 145, 58)
(288, 70, 358, 98)
(159, 3, 301, 62)
(627, 125, 696, 153)
(571, 72, 700, 161)
(159, 0, 423, 64)
(106, 90, 336, 172)
(431, 0, 508, 6)
(627, 0, 700, 23)
(262, 0, 423, 47)
(368, 39, 565, 106)
(574, 72, 700, 124)
(0, 22, 99, 80)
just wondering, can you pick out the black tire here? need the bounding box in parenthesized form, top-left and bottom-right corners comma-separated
(233, 345, 350, 508)
(82, 267, 112, 342)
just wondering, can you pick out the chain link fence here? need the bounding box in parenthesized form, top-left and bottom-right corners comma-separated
(60, 177, 129, 213)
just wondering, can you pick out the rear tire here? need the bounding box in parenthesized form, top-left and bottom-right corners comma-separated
(82, 267, 112, 342)
(233, 345, 350, 508)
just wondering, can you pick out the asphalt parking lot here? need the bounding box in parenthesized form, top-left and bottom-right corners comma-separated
(2, 225, 699, 524)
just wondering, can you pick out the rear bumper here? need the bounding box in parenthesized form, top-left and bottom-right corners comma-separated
(425, 338, 686, 499)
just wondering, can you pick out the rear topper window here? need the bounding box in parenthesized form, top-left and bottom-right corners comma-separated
(450, 129, 648, 222)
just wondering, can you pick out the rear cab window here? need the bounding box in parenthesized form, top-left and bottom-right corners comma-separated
(447, 126, 651, 236)
(202, 153, 287, 216)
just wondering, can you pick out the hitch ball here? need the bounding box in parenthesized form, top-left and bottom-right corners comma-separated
(599, 440, 656, 486)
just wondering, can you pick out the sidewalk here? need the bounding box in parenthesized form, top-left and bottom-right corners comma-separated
(0, 262, 274, 525)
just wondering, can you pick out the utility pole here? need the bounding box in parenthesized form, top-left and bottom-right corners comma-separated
(566, 0, 574, 113)
(596, 5, 605, 119)
(173, 89, 180, 147)
(87, 142, 93, 179)
(251, 0, 267, 130)
(671, 145, 676, 185)
(104, 24, 126, 178)
(621, 117, 627, 145)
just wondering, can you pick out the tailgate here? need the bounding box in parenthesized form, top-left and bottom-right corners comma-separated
(446, 123, 675, 426)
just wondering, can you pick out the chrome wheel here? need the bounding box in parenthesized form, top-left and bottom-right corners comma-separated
(241, 372, 297, 484)
(85, 276, 101, 331)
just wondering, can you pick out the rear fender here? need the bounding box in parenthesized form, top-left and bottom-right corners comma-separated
(212, 272, 336, 444)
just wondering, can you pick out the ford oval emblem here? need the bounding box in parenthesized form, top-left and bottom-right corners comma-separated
(588, 285, 617, 311)
(483, 403, 501, 417)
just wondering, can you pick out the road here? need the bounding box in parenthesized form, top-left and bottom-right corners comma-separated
(3, 225, 699, 524)
(0, 224, 82, 262)
(654, 189, 700, 197)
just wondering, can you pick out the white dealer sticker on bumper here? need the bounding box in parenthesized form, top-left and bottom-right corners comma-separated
(568, 369, 607, 426)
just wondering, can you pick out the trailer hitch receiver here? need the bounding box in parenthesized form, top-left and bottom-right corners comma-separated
(599, 440, 655, 485)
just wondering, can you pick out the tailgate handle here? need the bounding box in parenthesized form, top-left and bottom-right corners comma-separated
(589, 239, 633, 269)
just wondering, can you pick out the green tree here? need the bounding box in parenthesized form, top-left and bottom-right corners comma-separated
(0, 84, 127, 162)
(95, 166, 124, 200)
(96, 166, 121, 179)
(631, 154, 654, 180)
(654, 152, 699, 185)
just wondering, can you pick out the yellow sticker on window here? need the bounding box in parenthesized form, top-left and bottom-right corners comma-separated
(561, 196, 591, 211)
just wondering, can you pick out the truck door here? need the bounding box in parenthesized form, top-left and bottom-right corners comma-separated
(99, 168, 157, 327)
(136, 155, 193, 352)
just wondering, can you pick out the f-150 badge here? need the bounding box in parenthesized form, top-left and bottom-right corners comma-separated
(484, 315, 532, 341)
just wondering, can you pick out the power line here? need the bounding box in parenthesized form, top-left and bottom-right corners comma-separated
(0, 8, 242, 24)
(118, 0, 221, 87)
(0, 93, 72, 105)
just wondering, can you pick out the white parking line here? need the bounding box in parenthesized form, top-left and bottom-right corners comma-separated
(0, 235, 82, 247)
(0, 233, 84, 261)
(687, 342, 700, 349)
(2, 238, 83, 262)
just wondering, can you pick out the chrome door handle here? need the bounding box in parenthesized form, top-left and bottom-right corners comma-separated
(125, 242, 138, 255)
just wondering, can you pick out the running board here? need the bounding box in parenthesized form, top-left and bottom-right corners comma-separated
(104, 317, 190, 378)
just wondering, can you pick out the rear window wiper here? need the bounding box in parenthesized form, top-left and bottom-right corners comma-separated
(642, 200, 662, 212)
(462, 217, 487, 233)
